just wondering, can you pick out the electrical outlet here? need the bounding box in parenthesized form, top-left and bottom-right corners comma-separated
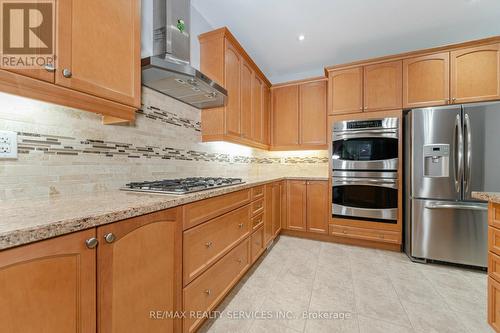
(0, 130, 17, 159)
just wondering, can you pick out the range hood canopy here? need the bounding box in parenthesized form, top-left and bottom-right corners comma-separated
(141, 0, 227, 109)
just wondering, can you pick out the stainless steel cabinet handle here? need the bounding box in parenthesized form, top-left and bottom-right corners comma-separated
(62, 68, 72, 78)
(104, 233, 116, 243)
(44, 64, 55, 72)
(205, 241, 213, 248)
(85, 237, 99, 249)
(424, 203, 487, 211)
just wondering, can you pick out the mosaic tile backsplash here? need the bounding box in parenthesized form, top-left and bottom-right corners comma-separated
(0, 87, 328, 200)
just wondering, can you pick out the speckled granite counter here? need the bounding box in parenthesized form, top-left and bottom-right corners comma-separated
(0, 176, 328, 250)
(472, 192, 500, 204)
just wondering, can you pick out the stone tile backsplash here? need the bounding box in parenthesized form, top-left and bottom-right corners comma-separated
(0, 87, 328, 201)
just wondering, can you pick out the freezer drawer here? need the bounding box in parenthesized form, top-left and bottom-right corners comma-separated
(410, 199, 488, 267)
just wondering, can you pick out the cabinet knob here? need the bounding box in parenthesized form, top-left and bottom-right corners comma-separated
(85, 237, 99, 249)
(205, 241, 213, 248)
(452, 97, 456, 102)
(104, 233, 116, 243)
(342, 230, 347, 234)
(204, 289, 212, 296)
(236, 258, 242, 264)
(44, 64, 55, 72)
(62, 68, 72, 78)
(238, 223, 244, 229)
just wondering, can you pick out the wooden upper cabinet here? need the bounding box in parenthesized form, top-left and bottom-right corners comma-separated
(300, 80, 327, 146)
(57, 0, 141, 108)
(451, 43, 500, 104)
(329, 67, 363, 115)
(306, 181, 329, 234)
(286, 180, 307, 231)
(403, 52, 450, 108)
(272, 85, 299, 147)
(97, 209, 179, 333)
(262, 85, 271, 145)
(224, 41, 242, 137)
(0, 229, 96, 333)
(364, 60, 402, 111)
(252, 75, 264, 143)
(240, 60, 253, 139)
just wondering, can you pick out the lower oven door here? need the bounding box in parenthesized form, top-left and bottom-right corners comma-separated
(332, 177, 398, 222)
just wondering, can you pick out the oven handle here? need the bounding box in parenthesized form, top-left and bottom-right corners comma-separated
(333, 178, 398, 189)
(333, 131, 398, 140)
(424, 202, 487, 211)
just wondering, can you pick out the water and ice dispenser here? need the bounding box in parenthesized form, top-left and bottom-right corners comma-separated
(423, 144, 450, 178)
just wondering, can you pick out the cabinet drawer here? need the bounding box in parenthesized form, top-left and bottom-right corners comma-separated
(489, 227, 500, 257)
(252, 213, 264, 231)
(490, 252, 500, 283)
(183, 239, 250, 333)
(251, 226, 265, 264)
(489, 276, 500, 332)
(329, 224, 401, 244)
(251, 185, 264, 200)
(183, 205, 251, 285)
(251, 198, 264, 216)
(183, 189, 251, 229)
(490, 203, 500, 229)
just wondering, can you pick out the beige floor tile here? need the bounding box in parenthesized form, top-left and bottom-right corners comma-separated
(358, 314, 415, 333)
(248, 319, 302, 333)
(303, 313, 359, 333)
(401, 299, 468, 333)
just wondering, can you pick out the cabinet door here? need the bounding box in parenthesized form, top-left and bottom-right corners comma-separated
(272, 182, 282, 237)
(2, 68, 55, 83)
(264, 184, 274, 245)
(403, 52, 450, 108)
(224, 40, 241, 136)
(306, 181, 329, 234)
(272, 85, 299, 146)
(329, 67, 363, 115)
(300, 80, 327, 146)
(364, 61, 402, 112)
(262, 85, 271, 145)
(489, 276, 500, 332)
(252, 75, 264, 143)
(240, 60, 253, 139)
(286, 180, 307, 231)
(97, 209, 180, 333)
(0, 229, 96, 333)
(451, 44, 500, 104)
(56, 0, 140, 107)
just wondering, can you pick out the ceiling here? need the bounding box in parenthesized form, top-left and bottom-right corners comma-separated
(192, 0, 500, 83)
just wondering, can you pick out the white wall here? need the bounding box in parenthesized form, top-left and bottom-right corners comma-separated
(190, 6, 214, 69)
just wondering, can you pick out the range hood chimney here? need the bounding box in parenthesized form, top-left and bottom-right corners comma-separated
(141, 0, 227, 109)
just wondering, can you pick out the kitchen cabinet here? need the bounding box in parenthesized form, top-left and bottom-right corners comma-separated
(286, 180, 307, 231)
(403, 52, 450, 108)
(364, 60, 402, 112)
(251, 226, 265, 263)
(271, 78, 327, 150)
(265, 182, 282, 245)
(306, 181, 329, 234)
(451, 43, 500, 104)
(263, 85, 271, 145)
(0, 0, 140, 121)
(0, 229, 96, 333)
(199, 28, 271, 150)
(329, 67, 363, 115)
(97, 209, 180, 333)
(489, 202, 500, 332)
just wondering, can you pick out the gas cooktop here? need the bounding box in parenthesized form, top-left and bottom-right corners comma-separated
(121, 177, 245, 195)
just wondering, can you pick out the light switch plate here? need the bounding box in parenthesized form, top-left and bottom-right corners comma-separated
(0, 130, 18, 159)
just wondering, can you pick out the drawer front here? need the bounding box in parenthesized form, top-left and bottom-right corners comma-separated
(251, 226, 264, 263)
(251, 185, 264, 200)
(251, 198, 264, 216)
(490, 252, 500, 283)
(252, 213, 264, 231)
(489, 276, 500, 332)
(329, 224, 401, 244)
(489, 227, 500, 257)
(183, 239, 250, 333)
(491, 203, 500, 229)
(183, 204, 251, 285)
(183, 189, 251, 230)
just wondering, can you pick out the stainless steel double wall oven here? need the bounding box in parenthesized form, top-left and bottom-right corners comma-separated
(332, 118, 399, 222)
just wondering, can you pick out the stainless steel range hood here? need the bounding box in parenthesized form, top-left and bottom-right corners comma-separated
(141, 0, 227, 109)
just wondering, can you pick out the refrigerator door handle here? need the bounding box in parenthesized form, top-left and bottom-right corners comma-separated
(464, 113, 472, 193)
(454, 114, 464, 193)
(424, 202, 488, 211)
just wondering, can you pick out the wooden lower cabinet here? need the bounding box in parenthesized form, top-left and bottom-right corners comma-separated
(306, 181, 329, 234)
(0, 229, 97, 333)
(489, 202, 500, 333)
(183, 239, 250, 333)
(490, 277, 500, 332)
(251, 226, 265, 263)
(286, 180, 307, 231)
(329, 224, 401, 244)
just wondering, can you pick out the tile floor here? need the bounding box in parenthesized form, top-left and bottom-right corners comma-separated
(199, 235, 492, 333)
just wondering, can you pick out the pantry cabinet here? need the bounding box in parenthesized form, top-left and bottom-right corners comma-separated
(199, 28, 271, 150)
(0, 229, 96, 333)
(363, 60, 402, 112)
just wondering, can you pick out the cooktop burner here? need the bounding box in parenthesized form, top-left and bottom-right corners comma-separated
(121, 177, 245, 195)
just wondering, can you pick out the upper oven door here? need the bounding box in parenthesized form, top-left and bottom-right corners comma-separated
(332, 136, 398, 170)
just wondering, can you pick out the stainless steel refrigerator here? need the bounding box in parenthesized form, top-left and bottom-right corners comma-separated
(405, 102, 500, 268)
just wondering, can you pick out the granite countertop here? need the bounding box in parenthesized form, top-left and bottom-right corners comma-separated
(0, 176, 328, 251)
(472, 192, 500, 204)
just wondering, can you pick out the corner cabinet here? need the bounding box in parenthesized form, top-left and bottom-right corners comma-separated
(199, 28, 271, 150)
(271, 78, 327, 150)
(0, 0, 140, 121)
